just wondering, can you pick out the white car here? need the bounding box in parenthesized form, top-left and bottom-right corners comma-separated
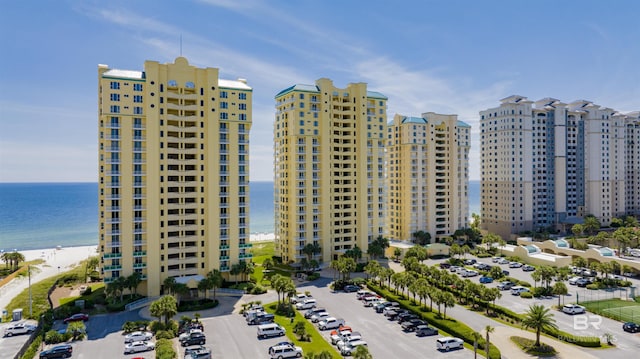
(310, 312, 330, 323)
(124, 341, 155, 354)
(562, 304, 586, 315)
(498, 258, 509, 265)
(125, 331, 154, 343)
(568, 276, 582, 285)
(318, 317, 345, 330)
(436, 337, 464, 351)
(3, 322, 36, 337)
(462, 270, 478, 277)
(340, 340, 367, 355)
(510, 286, 530, 296)
(508, 261, 523, 268)
(269, 344, 303, 359)
(290, 293, 312, 304)
(336, 334, 363, 350)
(330, 330, 359, 345)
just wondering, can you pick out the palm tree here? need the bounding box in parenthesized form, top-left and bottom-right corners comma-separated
(198, 277, 212, 299)
(485, 325, 495, 359)
(472, 331, 482, 359)
(243, 261, 255, 282)
(352, 344, 373, 359)
(113, 276, 127, 302)
(149, 295, 177, 325)
(207, 269, 223, 299)
(393, 247, 402, 261)
(521, 304, 558, 347)
(442, 292, 456, 319)
(552, 282, 568, 307)
(126, 272, 142, 297)
(84, 256, 100, 282)
(173, 283, 189, 306)
(163, 276, 177, 296)
(302, 242, 321, 262)
(1, 252, 10, 269)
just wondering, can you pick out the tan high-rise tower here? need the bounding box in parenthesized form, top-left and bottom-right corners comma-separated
(98, 57, 252, 296)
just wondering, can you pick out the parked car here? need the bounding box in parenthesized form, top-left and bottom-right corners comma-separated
(436, 337, 464, 351)
(401, 319, 426, 332)
(318, 317, 345, 330)
(336, 334, 364, 351)
(439, 262, 451, 269)
(3, 322, 36, 337)
(492, 257, 501, 263)
(502, 270, 510, 276)
(461, 270, 479, 277)
(124, 341, 155, 354)
(479, 276, 493, 284)
(268, 344, 303, 359)
(180, 332, 206, 347)
(330, 329, 357, 345)
(476, 263, 491, 271)
(562, 304, 586, 315)
(449, 265, 461, 273)
(497, 258, 509, 264)
(39, 344, 73, 359)
(376, 301, 399, 313)
(343, 285, 360, 293)
(329, 325, 352, 337)
(510, 286, 530, 296)
(310, 312, 330, 323)
(356, 290, 374, 300)
(295, 298, 317, 310)
(576, 278, 591, 287)
(290, 293, 312, 304)
(185, 345, 211, 357)
(184, 346, 212, 359)
(340, 340, 368, 356)
(623, 322, 640, 333)
(463, 259, 477, 265)
(568, 276, 582, 285)
(497, 281, 515, 290)
(242, 304, 264, 317)
(63, 313, 89, 323)
(509, 262, 523, 268)
(522, 265, 535, 272)
(304, 307, 327, 319)
(396, 313, 418, 324)
(363, 296, 383, 307)
(415, 325, 438, 337)
(257, 323, 286, 339)
(249, 313, 275, 325)
(125, 331, 154, 343)
(268, 341, 295, 352)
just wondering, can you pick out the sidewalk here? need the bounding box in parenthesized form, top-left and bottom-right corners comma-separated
(488, 325, 599, 359)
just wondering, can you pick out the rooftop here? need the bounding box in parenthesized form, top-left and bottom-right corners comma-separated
(101, 69, 144, 80)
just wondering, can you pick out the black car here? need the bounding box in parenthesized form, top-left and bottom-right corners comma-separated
(463, 259, 477, 265)
(40, 344, 73, 359)
(576, 278, 590, 287)
(439, 262, 451, 269)
(415, 325, 439, 337)
(181, 332, 206, 347)
(386, 309, 407, 321)
(401, 319, 426, 332)
(343, 285, 360, 293)
(397, 313, 418, 324)
(623, 322, 640, 333)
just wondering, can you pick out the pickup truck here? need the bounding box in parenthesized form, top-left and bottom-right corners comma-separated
(318, 317, 345, 330)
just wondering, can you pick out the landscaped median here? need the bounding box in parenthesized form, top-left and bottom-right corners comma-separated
(264, 302, 341, 358)
(366, 282, 501, 359)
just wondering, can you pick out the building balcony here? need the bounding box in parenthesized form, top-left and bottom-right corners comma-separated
(103, 265, 122, 271)
(239, 253, 253, 259)
(107, 242, 121, 248)
(103, 253, 122, 259)
(133, 251, 146, 257)
(133, 263, 147, 269)
(219, 245, 230, 250)
(139, 274, 147, 280)
(220, 256, 229, 261)
(239, 243, 253, 249)
(220, 266, 230, 272)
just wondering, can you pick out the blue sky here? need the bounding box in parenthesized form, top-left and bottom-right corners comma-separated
(1, 0, 638, 182)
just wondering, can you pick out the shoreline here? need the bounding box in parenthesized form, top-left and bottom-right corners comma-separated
(5, 232, 276, 258)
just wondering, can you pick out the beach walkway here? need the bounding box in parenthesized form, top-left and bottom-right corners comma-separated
(0, 245, 98, 314)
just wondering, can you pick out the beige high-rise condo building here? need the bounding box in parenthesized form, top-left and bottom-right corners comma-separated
(273, 79, 387, 264)
(386, 113, 470, 242)
(480, 96, 638, 239)
(98, 57, 252, 296)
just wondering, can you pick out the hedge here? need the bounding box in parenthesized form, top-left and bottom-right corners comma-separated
(367, 282, 501, 359)
(155, 338, 176, 359)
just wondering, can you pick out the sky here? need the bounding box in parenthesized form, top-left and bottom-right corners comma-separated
(1, 0, 639, 182)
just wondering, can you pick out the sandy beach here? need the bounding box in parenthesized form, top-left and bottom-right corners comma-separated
(0, 245, 98, 312)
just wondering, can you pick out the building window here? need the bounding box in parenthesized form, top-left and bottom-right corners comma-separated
(110, 105, 120, 113)
(239, 103, 246, 110)
(239, 114, 247, 121)
(220, 102, 228, 109)
(220, 91, 228, 98)
(133, 83, 143, 91)
(220, 112, 228, 120)
(110, 93, 120, 101)
(134, 107, 143, 114)
(133, 95, 143, 103)
(168, 80, 177, 87)
(110, 81, 120, 90)
(239, 93, 246, 100)
(185, 81, 195, 89)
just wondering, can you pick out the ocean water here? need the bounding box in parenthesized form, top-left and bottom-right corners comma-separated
(0, 180, 480, 251)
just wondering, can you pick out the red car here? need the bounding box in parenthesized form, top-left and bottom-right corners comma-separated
(63, 313, 89, 323)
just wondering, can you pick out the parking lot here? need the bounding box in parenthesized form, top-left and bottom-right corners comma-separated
(0, 320, 38, 359)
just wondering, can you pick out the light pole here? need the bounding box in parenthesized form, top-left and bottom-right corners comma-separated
(28, 265, 32, 318)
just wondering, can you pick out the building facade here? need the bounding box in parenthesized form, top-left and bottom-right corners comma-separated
(480, 96, 636, 239)
(385, 113, 470, 241)
(626, 112, 640, 217)
(98, 57, 252, 296)
(273, 79, 387, 264)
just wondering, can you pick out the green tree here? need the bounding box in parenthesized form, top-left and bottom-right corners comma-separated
(482, 233, 505, 254)
(442, 291, 456, 319)
(450, 243, 462, 259)
(485, 325, 495, 359)
(584, 215, 601, 236)
(405, 246, 428, 261)
(243, 261, 255, 282)
(393, 247, 402, 261)
(126, 272, 142, 297)
(352, 344, 373, 359)
(472, 331, 482, 359)
(364, 260, 381, 281)
(67, 321, 86, 341)
(84, 256, 100, 283)
(368, 235, 389, 259)
(206, 269, 223, 299)
(552, 282, 568, 307)
(521, 304, 558, 347)
(163, 276, 177, 296)
(344, 245, 363, 261)
(571, 224, 585, 237)
(173, 283, 189, 306)
(149, 295, 178, 325)
(302, 242, 321, 262)
(573, 256, 587, 269)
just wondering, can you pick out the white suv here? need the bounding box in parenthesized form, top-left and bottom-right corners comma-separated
(436, 337, 464, 351)
(3, 322, 36, 337)
(269, 344, 303, 358)
(562, 304, 586, 315)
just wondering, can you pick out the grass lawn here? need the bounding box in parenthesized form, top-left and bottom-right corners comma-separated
(251, 241, 293, 285)
(582, 298, 640, 323)
(58, 283, 106, 306)
(510, 336, 557, 357)
(264, 302, 341, 358)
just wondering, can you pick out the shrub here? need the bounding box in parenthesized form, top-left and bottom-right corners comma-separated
(532, 287, 552, 297)
(519, 292, 533, 299)
(155, 330, 174, 340)
(355, 262, 366, 272)
(106, 301, 126, 312)
(250, 284, 268, 294)
(155, 338, 177, 359)
(177, 299, 218, 312)
(122, 320, 149, 333)
(518, 280, 532, 287)
(83, 287, 92, 295)
(45, 329, 65, 344)
(586, 284, 599, 290)
(305, 273, 320, 281)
